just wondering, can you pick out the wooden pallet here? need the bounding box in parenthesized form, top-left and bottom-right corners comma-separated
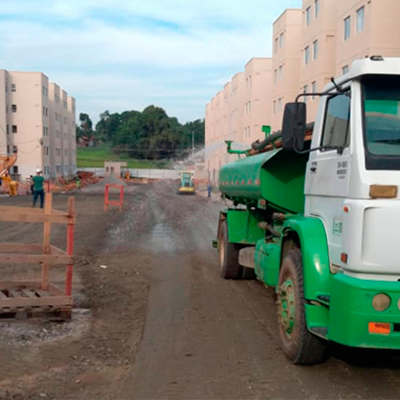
(0, 193, 75, 320)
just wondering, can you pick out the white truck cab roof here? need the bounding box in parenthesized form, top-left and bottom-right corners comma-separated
(324, 56, 400, 92)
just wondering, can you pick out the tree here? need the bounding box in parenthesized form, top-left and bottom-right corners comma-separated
(93, 106, 205, 160)
(79, 113, 93, 136)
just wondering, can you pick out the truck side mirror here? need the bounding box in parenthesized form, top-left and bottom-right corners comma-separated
(282, 102, 306, 152)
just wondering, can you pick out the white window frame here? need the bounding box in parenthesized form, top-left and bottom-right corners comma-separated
(356, 6, 365, 33)
(279, 32, 285, 48)
(312, 81, 317, 100)
(315, 0, 319, 19)
(306, 6, 311, 26)
(344, 16, 351, 40)
(313, 40, 318, 60)
(304, 85, 309, 103)
(305, 46, 310, 65)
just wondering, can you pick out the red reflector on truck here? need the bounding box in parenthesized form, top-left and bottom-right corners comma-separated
(341, 253, 348, 263)
(369, 322, 391, 335)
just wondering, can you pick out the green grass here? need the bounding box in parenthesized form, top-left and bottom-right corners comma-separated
(77, 143, 171, 169)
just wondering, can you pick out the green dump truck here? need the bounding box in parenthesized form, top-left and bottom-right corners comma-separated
(214, 57, 400, 365)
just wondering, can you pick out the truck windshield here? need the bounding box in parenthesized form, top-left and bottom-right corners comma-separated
(363, 75, 400, 169)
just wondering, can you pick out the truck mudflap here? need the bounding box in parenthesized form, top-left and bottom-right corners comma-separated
(328, 274, 400, 349)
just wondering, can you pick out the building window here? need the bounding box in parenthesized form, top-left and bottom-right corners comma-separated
(13, 146, 17, 153)
(11, 84, 16, 92)
(278, 98, 282, 113)
(13, 166, 18, 174)
(273, 100, 277, 114)
(312, 81, 317, 99)
(342, 65, 349, 75)
(249, 101, 251, 113)
(46, 107, 48, 117)
(357, 6, 365, 33)
(279, 65, 283, 81)
(249, 75, 252, 87)
(315, 0, 319, 19)
(11, 104, 17, 113)
(305, 46, 310, 65)
(7, 145, 9, 154)
(279, 32, 285, 48)
(12, 125, 17, 134)
(274, 37, 278, 53)
(306, 6, 311, 26)
(304, 85, 309, 103)
(313, 40, 318, 60)
(5, 84, 7, 93)
(344, 16, 351, 40)
(6, 125, 9, 135)
(274, 69, 278, 84)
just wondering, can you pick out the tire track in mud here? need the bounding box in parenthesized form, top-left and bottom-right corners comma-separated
(120, 183, 400, 400)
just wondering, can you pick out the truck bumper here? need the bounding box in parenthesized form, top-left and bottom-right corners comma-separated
(328, 274, 400, 349)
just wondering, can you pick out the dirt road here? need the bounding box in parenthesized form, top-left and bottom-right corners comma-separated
(2, 182, 400, 399)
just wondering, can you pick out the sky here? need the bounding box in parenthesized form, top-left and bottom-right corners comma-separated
(0, 0, 302, 125)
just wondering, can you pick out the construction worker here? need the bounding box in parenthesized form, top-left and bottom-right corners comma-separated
(29, 175, 34, 195)
(9, 180, 18, 197)
(32, 169, 45, 208)
(2, 172, 11, 195)
(207, 181, 212, 198)
(76, 177, 81, 192)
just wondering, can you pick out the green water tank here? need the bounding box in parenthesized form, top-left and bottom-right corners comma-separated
(218, 149, 308, 214)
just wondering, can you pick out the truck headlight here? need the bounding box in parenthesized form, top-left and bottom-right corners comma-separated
(372, 294, 391, 312)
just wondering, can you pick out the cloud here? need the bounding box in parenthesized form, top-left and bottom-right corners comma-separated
(0, 0, 302, 123)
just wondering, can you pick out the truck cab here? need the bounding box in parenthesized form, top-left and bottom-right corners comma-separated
(305, 58, 400, 280)
(215, 57, 400, 365)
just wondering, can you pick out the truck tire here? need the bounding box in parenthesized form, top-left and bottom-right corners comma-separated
(242, 267, 256, 280)
(277, 248, 327, 365)
(218, 220, 242, 279)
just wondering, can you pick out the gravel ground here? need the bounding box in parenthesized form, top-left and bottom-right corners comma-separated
(2, 182, 400, 400)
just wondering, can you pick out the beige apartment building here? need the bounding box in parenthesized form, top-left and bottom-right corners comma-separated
(299, 0, 337, 123)
(271, 9, 303, 131)
(0, 70, 76, 180)
(205, 0, 400, 180)
(205, 58, 272, 181)
(336, 0, 400, 76)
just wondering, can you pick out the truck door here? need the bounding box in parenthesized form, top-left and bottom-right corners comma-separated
(305, 92, 351, 267)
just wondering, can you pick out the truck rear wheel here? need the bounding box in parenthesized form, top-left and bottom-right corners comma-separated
(277, 248, 327, 365)
(218, 220, 242, 279)
(242, 267, 256, 280)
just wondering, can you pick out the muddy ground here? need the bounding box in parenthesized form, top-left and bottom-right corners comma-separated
(2, 182, 400, 400)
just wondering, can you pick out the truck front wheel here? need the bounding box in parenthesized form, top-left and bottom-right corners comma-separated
(277, 248, 327, 365)
(218, 220, 242, 279)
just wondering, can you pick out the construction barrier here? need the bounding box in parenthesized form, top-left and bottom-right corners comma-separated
(104, 184, 124, 211)
(0, 193, 76, 320)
